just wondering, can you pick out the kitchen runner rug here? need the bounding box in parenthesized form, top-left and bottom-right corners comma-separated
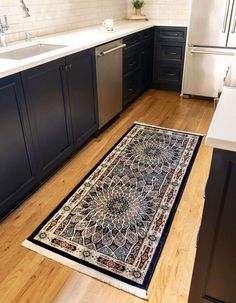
(22, 122, 203, 299)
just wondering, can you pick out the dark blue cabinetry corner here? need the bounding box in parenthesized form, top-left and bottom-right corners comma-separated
(153, 26, 187, 92)
(123, 28, 154, 107)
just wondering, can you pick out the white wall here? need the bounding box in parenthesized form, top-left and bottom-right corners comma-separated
(127, 0, 192, 24)
(0, 0, 127, 43)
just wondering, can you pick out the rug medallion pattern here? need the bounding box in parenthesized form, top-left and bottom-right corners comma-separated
(29, 124, 202, 288)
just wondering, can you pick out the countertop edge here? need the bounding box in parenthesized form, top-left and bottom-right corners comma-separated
(0, 20, 188, 79)
(206, 86, 236, 153)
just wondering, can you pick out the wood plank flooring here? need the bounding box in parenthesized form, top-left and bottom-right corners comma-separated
(0, 90, 214, 303)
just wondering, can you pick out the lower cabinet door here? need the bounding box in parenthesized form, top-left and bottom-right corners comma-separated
(188, 149, 236, 303)
(140, 40, 154, 91)
(21, 58, 73, 178)
(66, 49, 98, 147)
(0, 74, 35, 220)
(123, 69, 140, 107)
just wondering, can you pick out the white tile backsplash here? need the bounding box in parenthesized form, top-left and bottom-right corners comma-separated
(0, 0, 191, 43)
(0, 0, 127, 43)
(127, 0, 192, 24)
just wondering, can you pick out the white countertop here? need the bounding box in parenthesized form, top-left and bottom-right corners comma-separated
(0, 19, 188, 79)
(206, 86, 236, 152)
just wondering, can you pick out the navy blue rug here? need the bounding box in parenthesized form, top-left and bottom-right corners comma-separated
(23, 122, 203, 298)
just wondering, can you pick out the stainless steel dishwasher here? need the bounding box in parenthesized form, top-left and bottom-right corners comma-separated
(95, 39, 126, 130)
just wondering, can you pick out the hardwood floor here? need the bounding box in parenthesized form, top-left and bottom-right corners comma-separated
(0, 90, 214, 303)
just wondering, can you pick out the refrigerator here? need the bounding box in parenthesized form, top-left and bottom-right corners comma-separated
(183, 0, 236, 98)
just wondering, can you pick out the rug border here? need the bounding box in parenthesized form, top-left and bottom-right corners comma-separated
(22, 122, 203, 296)
(22, 239, 148, 299)
(134, 121, 205, 136)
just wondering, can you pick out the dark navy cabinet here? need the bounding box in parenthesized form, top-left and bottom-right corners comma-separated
(0, 48, 98, 221)
(21, 58, 73, 179)
(0, 74, 36, 219)
(140, 35, 154, 93)
(153, 26, 187, 92)
(188, 149, 236, 303)
(66, 49, 98, 148)
(123, 28, 154, 107)
(0, 27, 188, 221)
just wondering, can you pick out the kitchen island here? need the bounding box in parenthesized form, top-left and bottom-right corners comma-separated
(188, 86, 236, 303)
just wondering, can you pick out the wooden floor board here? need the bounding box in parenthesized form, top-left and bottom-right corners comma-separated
(0, 90, 213, 303)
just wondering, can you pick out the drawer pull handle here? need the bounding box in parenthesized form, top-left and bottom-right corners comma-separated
(129, 40, 137, 45)
(128, 88, 134, 92)
(166, 72, 176, 76)
(129, 61, 136, 67)
(167, 52, 177, 55)
(166, 33, 180, 37)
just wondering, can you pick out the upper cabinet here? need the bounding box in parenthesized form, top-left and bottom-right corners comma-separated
(0, 74, 36, 219)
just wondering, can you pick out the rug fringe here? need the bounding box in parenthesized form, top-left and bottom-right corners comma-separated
(22, 240, 148, 300)
(134, 121, 205, 137)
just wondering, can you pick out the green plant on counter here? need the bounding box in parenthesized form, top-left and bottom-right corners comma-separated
(132, 0, 144, 9)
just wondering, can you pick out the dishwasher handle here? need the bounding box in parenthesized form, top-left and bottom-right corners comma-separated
(97, 44, 126, 57)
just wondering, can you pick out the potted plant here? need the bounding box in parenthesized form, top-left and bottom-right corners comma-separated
(132, 0, 144, 15)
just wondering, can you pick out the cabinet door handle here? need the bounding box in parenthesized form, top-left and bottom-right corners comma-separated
(129, 61, 136, 67)
(63, 64, 72, 71)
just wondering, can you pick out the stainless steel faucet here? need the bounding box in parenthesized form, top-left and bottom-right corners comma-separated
(25, 32, 34, 41)
(0, 15, 9, 47)
(20, 0, 30, 18)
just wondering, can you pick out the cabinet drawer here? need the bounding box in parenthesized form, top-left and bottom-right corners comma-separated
(158, 43, 185, 64)
(156, 27, 187, 42)
(156, 65, 182, 82)
(123, 52, 140, 74)
(141, 28, 154, 41)
(123, 32, 141, 51)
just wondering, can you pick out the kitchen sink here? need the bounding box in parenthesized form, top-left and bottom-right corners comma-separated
(0, 43, 66, 60)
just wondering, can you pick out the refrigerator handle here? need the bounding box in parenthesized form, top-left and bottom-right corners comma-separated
(191, 49, 235, 56)
(231, 5, 236, 33)
(222, 0, 231, 33)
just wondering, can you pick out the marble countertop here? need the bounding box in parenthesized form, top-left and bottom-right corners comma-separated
(206, 86, 236, 152)
(0, 19, 188, 79)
